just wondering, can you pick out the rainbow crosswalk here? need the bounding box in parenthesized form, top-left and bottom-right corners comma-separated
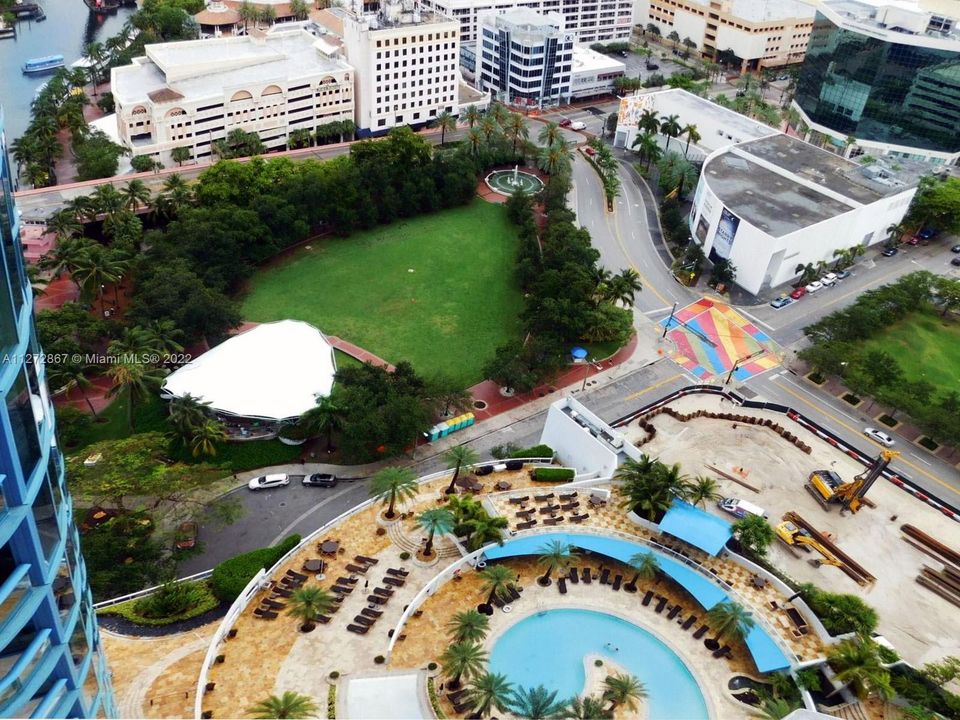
(660, 298, 783, 382)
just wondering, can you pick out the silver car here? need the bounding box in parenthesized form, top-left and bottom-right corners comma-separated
(863, 428, 895, 447)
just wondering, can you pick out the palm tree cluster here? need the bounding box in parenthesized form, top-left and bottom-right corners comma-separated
(615, 455, 721, 521)
(459, 104, 547, 172)
(592, 266, 643, 307)
(585, 138, 621, 204)
(445, 495, 508, 550)
(167, 393, 228, 458)
(631, 110, 701, 173)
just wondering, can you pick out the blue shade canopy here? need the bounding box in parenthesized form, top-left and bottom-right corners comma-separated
(482, 532, 791, 673)
(571, 347, 588, 359)
(658, 500, 733, 557)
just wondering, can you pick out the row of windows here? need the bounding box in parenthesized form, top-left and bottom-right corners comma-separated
(376, 94, 454, 110)
(376, 43, 454, 60)
(374, 30, 455, 47)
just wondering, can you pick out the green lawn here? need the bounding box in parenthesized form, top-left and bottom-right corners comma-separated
(861, 310, 960, 397)
(242, 202, 524, 387)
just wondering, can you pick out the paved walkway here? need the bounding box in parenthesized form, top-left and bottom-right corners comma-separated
(327, 335, 395, 371)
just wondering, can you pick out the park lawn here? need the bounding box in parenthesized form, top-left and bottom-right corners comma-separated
(860, 310, 960, 398)
(242, 202, 525, 387)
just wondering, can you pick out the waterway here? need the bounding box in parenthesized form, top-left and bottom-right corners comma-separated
(0, 0, 135, 143)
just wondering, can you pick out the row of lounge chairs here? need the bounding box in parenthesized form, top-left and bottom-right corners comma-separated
(515, 513, 590, 531)
(347, 567, 409, 635)
(491, 584, 521, 609)
(447, 687, 474, 714)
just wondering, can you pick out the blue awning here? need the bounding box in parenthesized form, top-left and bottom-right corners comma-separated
(483, 532, 791, 673)
(659, 500, 733, 556)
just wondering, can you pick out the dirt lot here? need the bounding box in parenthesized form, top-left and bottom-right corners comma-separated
(622, 394, 960, 666)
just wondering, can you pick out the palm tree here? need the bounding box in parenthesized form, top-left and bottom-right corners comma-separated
(681, 123, 701, 157)
(463, 513, 508, 551)
(489, 103, 509, 126)
(447, 609, 490, 644)
(705, 600, 755, 645)
(637, 109, 659, 135)
(190, 419, 227, 457)
(660, 114, 682, 153)
(667, 29, 681, 47)
(732, 514, 774, 556)
(480, 116, 499, 142)
(564, 695, 611, 719)
(121, 179, 151, 212)
(171, 146, 192, 166)
(631, 131, 661, 170)
(46, 210, 82, 240)
(538, 122, 563, 147)
(91, 183, 125, 220)
(72, 245, 123, 314)
(287, 586, 336, 632)
(288, 129, 313, 149)
(300, 394, 346, 452)
(538, 143, 570, 175)
(444, 444, 479, 494)
(464, 127, 484, 157)
(246, 691, 318, 719)
(606, 268, 642, 306)
(828, 638, 894, 701)
(506, 112, 529, 155)
(440, 642, 488, 688)
(168, 393, 212, 436)
(463, 105, 481, 128)
(432, 110, 457, 145)
(885, 222, 907, 246)
(289, 0, 310, 19)
(624, 552, 659, 591)
(537, 540, 575, 586)
(416, 508, 455, 557)
(794, 262, 817, 285)
(510, 685, 569, 719)
(479, 564, 516, 606)
(601, 673, 646, 712)
(38, 236, 97, 292)
(616, 456, 690, 521)
(686, 476, 721, 507)
(47, 362, 99, 416)
(106, 360, 166, 431)
(467, 671, 514, 718)
(759, 697, 799, 720)
(369, 466, 419, 519)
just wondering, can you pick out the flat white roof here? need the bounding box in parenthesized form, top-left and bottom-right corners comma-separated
(161, 320, 336, 421)
(342, 674, 428, 720)
(572, 44, 626, 74)
(679, 0, 814, 21)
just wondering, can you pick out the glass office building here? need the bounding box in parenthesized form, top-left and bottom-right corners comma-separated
(794, 0, 960, 161)
(0, 107, 117, 718)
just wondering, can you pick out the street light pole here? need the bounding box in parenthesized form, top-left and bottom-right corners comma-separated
(661, 301, 678, 339)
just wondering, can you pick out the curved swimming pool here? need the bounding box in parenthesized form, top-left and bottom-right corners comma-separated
(489, 608, 709, 719)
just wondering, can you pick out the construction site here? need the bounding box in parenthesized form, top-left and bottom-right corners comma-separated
(620, 393, 960, 667)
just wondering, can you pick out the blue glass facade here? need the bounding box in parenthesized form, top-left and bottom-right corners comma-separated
(0, 108, 117, 719)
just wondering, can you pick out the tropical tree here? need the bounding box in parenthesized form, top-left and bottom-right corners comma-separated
(538, 122, 563, 147)
(47, 362, 99, 417)
(624, 552, 659, 591)
(443, 444, 480, 494)
(538, 142, 572, 175)
(463, 513, 509, 551)
(286, 585, 336, 632)
(682, 123, 701, 157)
(885, 222, 907, 246)
(121, 179, 151, 212)
(246, 691, 318, 719)
(480, 116, 499, 142)
(189, 419, 227, 458)
(369, 466, 419, 519)
(537, 540, 575, 585)
(686, 476, 721, 507)
(605, 268, 643, 306)
(828, 638, 894, 701)
(71, 245, 124, 314)
(510, 685, 569, 719)
(440, 642, 489, 688)
(447, 609, 490, 644)
(38, 236, 97, 292)
(506, 112, 529, 155)
(637, 109, 660, 135)
(667, 30, 681, 47)
(759, 697, 800, 720)
(564, 695, 611, 719)
(794, 262, 818, 285)
(463, 104, 481, 128)
(432, 109, 457, 145)
(417, 508, 455, 557)
(706, 600, 755, 644)
(479, 563, 516, 606)
(632, 131, 662, 170)
(300, 394, 346, 452)
(106, 360, 166, 432)
(464, 127, 484, 157)
(46, 210, 82, 240)
(601, 673, 646, 712)
(171, 146, 192, 166)
(732, 514, 774, 556)
(288, 129, 314, 149)
(289, 0, 310, 19)
(467, 672, 514, 718)
(615, 456, 690, 521)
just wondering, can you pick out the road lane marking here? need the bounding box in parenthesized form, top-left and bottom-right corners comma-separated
(773, 374, 860, 423)
(644, 306, 673, 315)
(624, 372, 685, 401)
(268, 483, 358, 546)
(738, 309, 776, 332)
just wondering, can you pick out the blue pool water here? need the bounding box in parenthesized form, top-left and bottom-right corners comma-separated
(489, 608, 710, 719)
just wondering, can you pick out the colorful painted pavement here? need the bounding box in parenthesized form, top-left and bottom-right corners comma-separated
(660, 298, 783, 382)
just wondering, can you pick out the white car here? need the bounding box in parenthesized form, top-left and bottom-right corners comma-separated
(248, 473, 290, 491)
(863, 428, 895, 447)
(805, 281, 823, 293)
(820, 273, 838, 286)
(570, 121, 587, 131)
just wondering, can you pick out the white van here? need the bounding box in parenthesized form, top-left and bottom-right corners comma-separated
(717, 497, 767, 519)
(570, 121, 586, 131)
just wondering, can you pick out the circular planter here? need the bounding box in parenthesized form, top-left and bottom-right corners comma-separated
(376, 511, 403, 527)
(279, 436, 307, 446)
(537, 577, 552, 587)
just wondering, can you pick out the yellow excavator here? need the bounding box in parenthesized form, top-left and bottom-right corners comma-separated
(775, 521, 844, 568)
(806, 450, 901, 513)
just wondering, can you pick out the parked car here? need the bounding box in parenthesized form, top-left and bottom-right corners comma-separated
(570, 121, 587, 131)
(863, 427, 895, 447)
(558, 118, 572, 127)
(905, 236, 920, 246)
(303, 473, 338, 487)
(820, 272, 838, 286)
(769, 295, 792, 309)
(618, 50, 629, 57)
(248, 473, 290, 491)
(952, 257, 960, 267)
(918, 227, 938, 240)
(646, 62, 659, 70)
(805, 280, 823, 293)
(790, 287, 807, 299)
(836, 270, 852, 280)
(174, 521, 199, 550)
(881, 247, 899, 257)
(584, 146, 596, 156)
(951, 244, 960, 253)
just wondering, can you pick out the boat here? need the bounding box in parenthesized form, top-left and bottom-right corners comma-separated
(22, 55, 65, 74)
(83, 0, 120, 13)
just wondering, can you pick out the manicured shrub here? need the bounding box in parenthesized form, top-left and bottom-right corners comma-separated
(374, 655, 385, 664)
(329, 671, 340, 680)
(800, 585, 878, 636)
(532, 467, 576, 482)
(100, 581, 219, 626)
(509, 444, 554, 459)
(399, 551, 411, 561)
(210, 534, 301, 602)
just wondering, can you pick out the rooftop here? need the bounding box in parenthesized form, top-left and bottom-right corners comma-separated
(487, 6, 565, 30)
(821, 0, 960, 46)
(571, 43, 626, 73)
(695, 0, 816, 22)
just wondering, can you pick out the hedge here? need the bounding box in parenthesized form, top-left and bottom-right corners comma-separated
(509, 444, 554, 459)
(532, 467, 575, 482)
(211, 534, 301, 602)
(98, 581, 219, 626)
(427, 678, 446, 719)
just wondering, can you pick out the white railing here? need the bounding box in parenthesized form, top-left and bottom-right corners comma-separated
(93, 569, 214, 611)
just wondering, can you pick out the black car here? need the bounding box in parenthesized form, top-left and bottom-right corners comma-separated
(645, 63, 659, 70)
(951, 244, 960, 253)
(881, 247, 899, 257)
(303, 473, 338, 487)
(952, 257, 960, 267)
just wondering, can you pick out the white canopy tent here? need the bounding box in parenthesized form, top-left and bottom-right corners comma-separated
(161, 320, 336, 421)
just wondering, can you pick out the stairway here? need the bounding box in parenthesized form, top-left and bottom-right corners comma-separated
(385, 522, 461, 559)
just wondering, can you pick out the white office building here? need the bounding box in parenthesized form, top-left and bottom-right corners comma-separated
(421, 0, 634, 50)
(569, 43, 626, 98)
(112, 29, 355, 164)
(689, 134, 920, 295)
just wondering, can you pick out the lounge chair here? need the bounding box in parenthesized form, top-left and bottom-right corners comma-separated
(383, 576, 405, 587)
(667, 606, 681, 620)
(508, 497, 525, 505)
(361, 608, 383, 619)
(533, 493, 555, 502)
(611, 575, 622, 591)
(345, 563, 368, 574)
(560, 502, 580, 511)
(559, 492, 578, 501)
(507, 585, 521, 602)
(253, 608, 278, 619)
(332, 585, 353, 595)
(280, 577, 303, 589)
(447, 689, 469, 703)
(539, 506, 558, 515)
(315, 615, 331, 624)
(516, 520, 537, 530)
(568, 568, 579, 584)
(373, 587, 394, 597)
(544, 517, 563, 526)
(346, 624, 369, 635)
(386, 568, 409, 578)
(581, 567, 592, 584)
(367, 595, 388, 605)
(491, 593, 506, 609)
(337, 576, 357, 586)
(558, 577, 567, 594)
(599, 569, 610, 585)
(515, 509, 535, 518)
(286, 569, 308, 581)
(271, 587, 293, 599)
(453, 700, 473, 714)
(642, 590, 653, 606)
(655, 597, 668, 614)
(570, 513, 589, 523)
(355, 555, 379, 565)
(681, 616, 697, 630)
(693, 625, 709, 639)
(353, 616, 376, 626)
(713, 645, 731, 659)
(262, 599, 285, 610)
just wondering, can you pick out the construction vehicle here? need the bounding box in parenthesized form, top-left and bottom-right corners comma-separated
(805, 450, 901, 513)
(776, 521, 844, 569)
(779, 512, 875, 585)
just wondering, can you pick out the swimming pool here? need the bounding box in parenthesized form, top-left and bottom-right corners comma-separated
(489, 608, 710, 719)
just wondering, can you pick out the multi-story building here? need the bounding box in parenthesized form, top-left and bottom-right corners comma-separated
(111, 28, 355, 164)
(639, 0, 815, 70)
(569, 43, 626, 98)
(792, 0, 960, 165)
(0, 107, 116, 719)
(317, 0, 471, 136)
(421, 0, 634, 52)
(476, 9, 575, 104)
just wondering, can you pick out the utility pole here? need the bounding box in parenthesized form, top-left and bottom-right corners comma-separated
(661, 301, 678, 339)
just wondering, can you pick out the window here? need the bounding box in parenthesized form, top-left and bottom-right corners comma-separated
(33, 475, 60, 561)
(7, 369, 41, 478)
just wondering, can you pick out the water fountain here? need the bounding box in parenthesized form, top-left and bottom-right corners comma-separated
(485, 165, 545, 196)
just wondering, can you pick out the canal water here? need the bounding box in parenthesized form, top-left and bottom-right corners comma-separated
(0, 0, 135, 142)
